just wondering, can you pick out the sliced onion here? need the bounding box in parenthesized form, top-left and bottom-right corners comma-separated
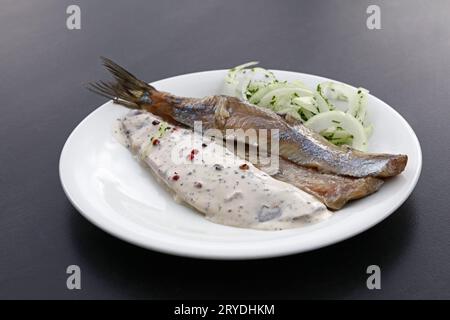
(225, 61, 259, 84)
(249, 82, 312, 104)
(305, 111, 368, 151)
(347, 87, 369, 124)
(313, 92, 331, 113)
(224, 63, 374, 149)
(259, 87, 313, 109)
(318, 82, 354, 101)
(292, 96, 318, 114)
(224, 62, 277, 100)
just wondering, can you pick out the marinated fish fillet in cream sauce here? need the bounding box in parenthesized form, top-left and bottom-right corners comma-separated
(117, 110, 330, 230)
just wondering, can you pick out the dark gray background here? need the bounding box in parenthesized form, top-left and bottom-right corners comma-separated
(0, 0, 449, 299)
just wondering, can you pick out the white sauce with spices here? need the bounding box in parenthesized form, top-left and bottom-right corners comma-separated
(116, 110, 330, 230)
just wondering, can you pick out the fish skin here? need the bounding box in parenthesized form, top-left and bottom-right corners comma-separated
(88, 58, 408, 178)
(142, 95, 407, 178)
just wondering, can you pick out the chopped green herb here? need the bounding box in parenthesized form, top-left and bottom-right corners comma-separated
(270, 95, 277, 106)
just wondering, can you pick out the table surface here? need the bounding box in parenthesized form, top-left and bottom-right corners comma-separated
(1, 0, 449, 299)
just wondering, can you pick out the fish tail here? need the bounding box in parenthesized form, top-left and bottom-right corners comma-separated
(87, 57, 158, 109)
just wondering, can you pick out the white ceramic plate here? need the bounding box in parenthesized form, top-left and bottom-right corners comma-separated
(59, 70, 422, 260)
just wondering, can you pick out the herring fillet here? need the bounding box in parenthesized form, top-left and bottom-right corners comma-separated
(262, 159, 384, 210)
(87, 58, 408, 178)
(118, 110, 330, 230)
(231, 143, 384, 210)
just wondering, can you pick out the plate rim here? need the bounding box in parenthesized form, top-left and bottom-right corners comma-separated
(59, 69, 423, 260)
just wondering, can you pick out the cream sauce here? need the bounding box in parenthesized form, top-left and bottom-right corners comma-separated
(116, 110, 330, 230)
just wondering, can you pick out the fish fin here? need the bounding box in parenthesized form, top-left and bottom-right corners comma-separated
(87, 57, 157, 109)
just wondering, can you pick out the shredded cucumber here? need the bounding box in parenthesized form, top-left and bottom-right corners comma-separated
(224, 63, 373, 150)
